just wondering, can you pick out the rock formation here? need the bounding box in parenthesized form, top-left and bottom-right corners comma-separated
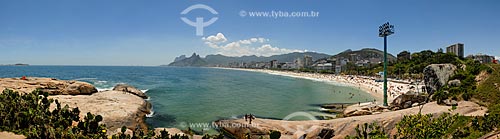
(343, 103, 390, 117)
(113, 84, 148, 99)
(49, 90, 151, 135)
(0, 77, 97, 95)
(173, 55, 187, 62)
(423, 64, 457, 95)
(215, 101, 486, 138)
(0, 77, 151, 136)
(390, 90, 428, 110)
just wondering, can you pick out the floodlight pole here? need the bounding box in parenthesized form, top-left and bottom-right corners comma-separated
(379, 22, 394, 107)
(383, 35, 388, 106)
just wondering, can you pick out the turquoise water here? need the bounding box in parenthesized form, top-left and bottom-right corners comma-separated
(0, 66, 374, 130)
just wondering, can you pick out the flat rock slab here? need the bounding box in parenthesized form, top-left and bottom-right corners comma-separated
(113, 84, 148, 99)
(0, 77, 97, 95)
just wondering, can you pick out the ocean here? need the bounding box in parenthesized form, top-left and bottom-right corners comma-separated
(0, 66, 374, 131)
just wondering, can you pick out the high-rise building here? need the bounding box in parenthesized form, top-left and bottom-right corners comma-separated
(304, 55, 313, 67)
(270, 60, 278, 69)
(294, 57, 304, 69)
(446, 43, 464, 58)
(294, 55, 314, 69)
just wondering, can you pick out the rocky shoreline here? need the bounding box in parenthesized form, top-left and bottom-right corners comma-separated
(0, 77, 97, 95)
(215, 101, 487, 139)
(0, 77, 152, 136)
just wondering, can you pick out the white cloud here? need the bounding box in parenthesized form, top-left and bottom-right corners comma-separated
(239, 40, 252, 45)
(202, 33, 304, 57)
(202, 33, 227, 44)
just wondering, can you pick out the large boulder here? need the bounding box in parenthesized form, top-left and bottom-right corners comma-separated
(343, 103, 390, 117)
(347, 110, 372, 117)
(49, 90, 152, 135)
(423, 64, 457, 95)
(113, 84, 148, 99)
(0, 77, 97, 95)
(390, 90, 428, 110)
(2, 77, 151, 136)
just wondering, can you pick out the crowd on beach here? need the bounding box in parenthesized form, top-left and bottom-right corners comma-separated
(231, 68, 426, 103)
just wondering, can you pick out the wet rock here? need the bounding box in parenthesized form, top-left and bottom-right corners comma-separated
(113, 84, 148, 99)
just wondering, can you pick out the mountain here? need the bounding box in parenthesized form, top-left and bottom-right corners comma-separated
(168, 53, 207, 67)
(204, 52, 331, 66)
(331, 48, 396, 62)
(167, 48, 394, 67)
(173, 55, 187, 62)
(167, 52, 331, 67)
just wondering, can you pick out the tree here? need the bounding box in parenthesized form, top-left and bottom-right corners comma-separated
(345, 122, 388, 139)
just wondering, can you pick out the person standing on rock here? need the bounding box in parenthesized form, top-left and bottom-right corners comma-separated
(248, 114, 255, 124)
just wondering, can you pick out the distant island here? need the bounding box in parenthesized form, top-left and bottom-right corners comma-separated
(0, 63, 29, 66)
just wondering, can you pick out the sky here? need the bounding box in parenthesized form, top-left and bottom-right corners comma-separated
(0, 0, 499, 66)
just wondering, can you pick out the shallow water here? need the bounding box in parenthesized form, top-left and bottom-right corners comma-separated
(0, 66, 374, 131)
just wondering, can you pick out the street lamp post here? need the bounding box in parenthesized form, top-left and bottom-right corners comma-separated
(379, 22, 394, 106)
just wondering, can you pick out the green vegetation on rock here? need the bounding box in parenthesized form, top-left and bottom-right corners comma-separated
(0, 89, 106, 138)
(269, 130, 281, 139)
(345, 122, 388, 139)
(0, 89, 222, 139)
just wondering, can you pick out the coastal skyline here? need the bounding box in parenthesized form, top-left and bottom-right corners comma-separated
(1, 0, 499, 66)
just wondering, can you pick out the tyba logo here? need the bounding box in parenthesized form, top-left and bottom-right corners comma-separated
(180, 4, 218, 36)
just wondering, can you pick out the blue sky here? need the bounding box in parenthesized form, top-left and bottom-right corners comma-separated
(0, 0, 499, 66)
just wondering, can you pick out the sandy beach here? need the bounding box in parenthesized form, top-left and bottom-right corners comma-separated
(217, 67, 425, 104)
